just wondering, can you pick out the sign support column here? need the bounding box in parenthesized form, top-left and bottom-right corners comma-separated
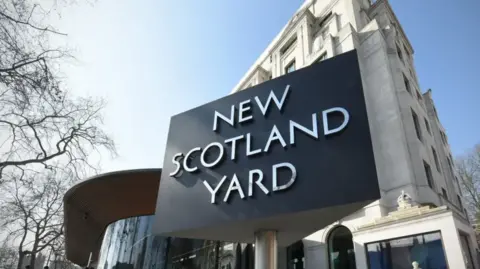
(254, 230, 277, 269)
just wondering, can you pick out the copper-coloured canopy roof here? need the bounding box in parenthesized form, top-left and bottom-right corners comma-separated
(63, 168, 161, 266)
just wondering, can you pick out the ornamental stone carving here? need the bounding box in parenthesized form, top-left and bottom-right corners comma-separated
(397, 190, 413, 209)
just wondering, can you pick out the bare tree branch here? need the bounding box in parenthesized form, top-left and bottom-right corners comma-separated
(456, 143, 480, 227)
(1, 1, 114, 268)
(0, 170, 70, 269)
(0, 5, 66, 35)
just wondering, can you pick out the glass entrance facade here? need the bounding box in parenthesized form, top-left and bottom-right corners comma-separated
(97, 216, 300, 269)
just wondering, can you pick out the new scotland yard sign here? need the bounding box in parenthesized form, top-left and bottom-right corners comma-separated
(153, 50, 380, 245)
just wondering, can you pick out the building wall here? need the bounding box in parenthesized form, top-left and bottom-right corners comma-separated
(229, 0, 475, 268)
(231, 0, 467, 220)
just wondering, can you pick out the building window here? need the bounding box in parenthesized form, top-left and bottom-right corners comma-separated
(285, 60, 296, 74)
(366, 231, 447, 269)
(431, 147, 441, 173)
(457, 195, 463, 208)
(319, 12, 333, 28)
(447, 155, 455, 175)
(440, 131, 448, 145)
(403, 74, 411, 94)
(459, 233, 475, 269)
(416, 90, 422, 101)
(280, 36, 297, 56)
(410, 68, 415, 80)
(442, 188, 448, 199)
(328, 226, 355, 269)
(287, 241, 304, 269)
(317, 53, 327, 62)
(424, 118, 431, 135)
(411, 109, 422, 141)
(424, 161, 434, 189)
(396, 44, 403, 62)
(404, 44, 410, 59)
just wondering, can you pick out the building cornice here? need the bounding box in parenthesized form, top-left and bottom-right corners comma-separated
(231, 1, 316, 93)
(355, 205, 451, 233)
(369, 0, 414, 54)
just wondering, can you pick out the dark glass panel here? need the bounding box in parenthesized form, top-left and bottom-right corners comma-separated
(366, 232, 447, 269)
(328, 226, 356, 269)
(287, 241, 304, 269)
(96, 216, 279, 269)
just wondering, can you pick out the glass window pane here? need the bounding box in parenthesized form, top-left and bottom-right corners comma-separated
(97, 217, 262, 269)
(366, 232, 447, 269)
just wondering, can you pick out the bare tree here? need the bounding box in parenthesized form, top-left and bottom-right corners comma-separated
(0, 169, 73, 269)
(1, 1, 114, 268)
(45, 237, 78, 269)
(0, 242, 18, 269)
(456, 143, 480, 225)
(0, 0, 116, 182)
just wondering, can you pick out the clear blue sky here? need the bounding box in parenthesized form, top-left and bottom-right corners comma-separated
(56, 0, 480, 172)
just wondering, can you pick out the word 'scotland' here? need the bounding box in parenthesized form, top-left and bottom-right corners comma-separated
(169, 85, 350, 204)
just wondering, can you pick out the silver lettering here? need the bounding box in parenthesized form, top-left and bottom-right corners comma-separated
(183, 147, 202, 172)
(272, 162, 297, 191)
(169, 153, 184, 177)
(289, 113, 319, 145)
(264, 125, 287, 152)
(248, 169, 269, 196)
(254, 85, 290, 116)
(246, 133, 261, 157)
(200, 142, 224, 168)
(224, 174, 246, 202)
(323, 107, 350, 136)
(224, 135, 244, 160)
(213, 105, 235, 132)
(238, 100, 253, 123)
(203, 176, 227, 204)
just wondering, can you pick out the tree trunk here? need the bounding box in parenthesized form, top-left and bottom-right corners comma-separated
(29, 252, 36, 269)
(17, 252, 24, 269)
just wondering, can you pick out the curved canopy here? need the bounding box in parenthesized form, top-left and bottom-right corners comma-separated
(63, 168, 162, 266)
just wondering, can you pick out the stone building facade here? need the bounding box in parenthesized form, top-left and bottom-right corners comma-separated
(231, 0, 479, 268)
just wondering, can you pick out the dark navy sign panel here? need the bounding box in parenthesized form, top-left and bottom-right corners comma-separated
(153, 50, 379, 245)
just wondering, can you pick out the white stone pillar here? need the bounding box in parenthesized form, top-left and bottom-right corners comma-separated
(302, 240, 328, 269)
(442, 220, 470, 269)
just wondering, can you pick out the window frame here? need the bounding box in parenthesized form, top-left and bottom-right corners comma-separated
(432, 147, 441, 173)
(284, 60, 296, 74)
(403, 44, 410, 59)
(280, 36, 297, 56)
(424, 160, 434, 189)
(403, 73, 411, 94)
(424, 118, 431, 135)
(442, 188, 448, 200)
(416, 90, 423, 101)
(317, 52, 327, 63)
(365, 230, 448, 269)
(457, 194, 463, 208)
(411, 108, 423, 141)
(396, 43, 403, 62)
